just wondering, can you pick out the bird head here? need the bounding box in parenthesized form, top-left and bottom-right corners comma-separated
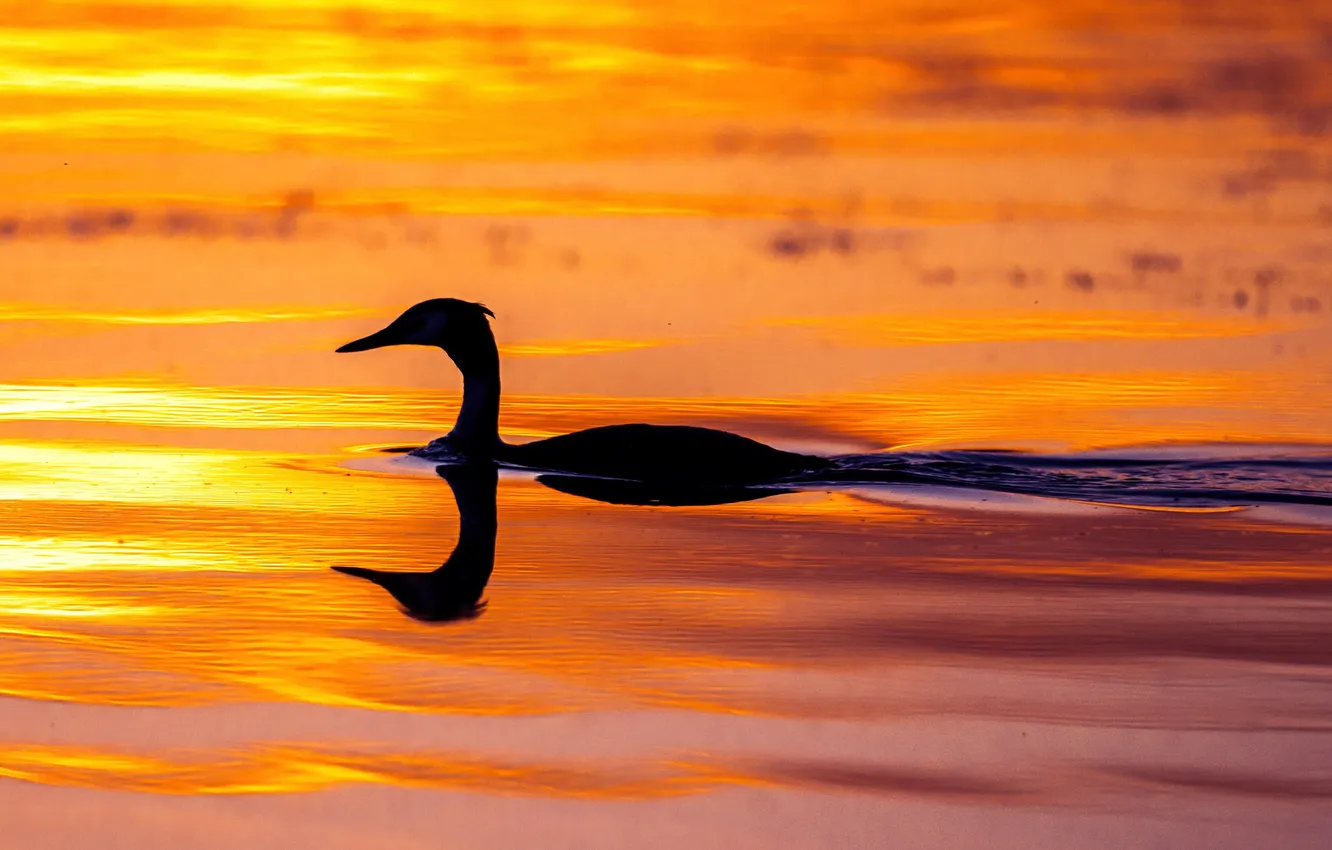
(336, 298, 494, 353)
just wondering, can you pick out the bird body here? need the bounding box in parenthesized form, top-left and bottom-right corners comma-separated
(503, 423, 827, 485)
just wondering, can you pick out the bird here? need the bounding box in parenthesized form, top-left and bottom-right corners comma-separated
(336, 298, 832, 485)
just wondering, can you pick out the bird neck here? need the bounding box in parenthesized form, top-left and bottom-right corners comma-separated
(442, 331, 503, 455)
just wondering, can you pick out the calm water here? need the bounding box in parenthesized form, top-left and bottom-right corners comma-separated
(4, 1, 1332, 847)
(2, 212, 1331, 848)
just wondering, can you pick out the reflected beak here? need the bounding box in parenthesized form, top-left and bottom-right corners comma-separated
(332, 566, 481, 622)
(335, 325, 400, 353)
(332, 565, 414, 596)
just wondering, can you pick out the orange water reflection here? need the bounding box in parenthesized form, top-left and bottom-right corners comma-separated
(2, 1, 1332, 840)
(3, 0, 1329, 159)
(1, 434, 1330, 721)
(0, 194, 1330, 831)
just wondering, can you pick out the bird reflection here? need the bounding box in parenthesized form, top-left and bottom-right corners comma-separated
(334, 462, 497, 623)
(333, 462, 788, 622)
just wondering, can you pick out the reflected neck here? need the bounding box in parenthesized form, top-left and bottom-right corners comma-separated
(440, 466, 498, 575)
(442, 334, 503, 455)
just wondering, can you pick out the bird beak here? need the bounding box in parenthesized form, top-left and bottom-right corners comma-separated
(336, 324, 400, 353)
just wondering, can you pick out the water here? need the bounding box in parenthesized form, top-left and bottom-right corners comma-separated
(5, 222, 1331, 845)
(4, 1, 1332, 847)
(824, 446, 1332, 510)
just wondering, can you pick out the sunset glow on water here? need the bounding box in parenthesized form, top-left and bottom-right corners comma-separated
(3, 1, 1332, 848)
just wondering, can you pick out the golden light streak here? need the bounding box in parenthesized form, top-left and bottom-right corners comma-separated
(0, 440, 435, 517)
(0, 592, 156, 619)
(0, 742, 704, 799)
(0, 536, 234, 572)
(0, 70, 406, 99)
(500, 338, 682, 357)
(0, 306, 374, 325)
(0, 367, 1326, 450)
(773, 311, 1303, 346)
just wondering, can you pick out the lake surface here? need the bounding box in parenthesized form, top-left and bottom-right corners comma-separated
(3, 1, 1332, 847)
